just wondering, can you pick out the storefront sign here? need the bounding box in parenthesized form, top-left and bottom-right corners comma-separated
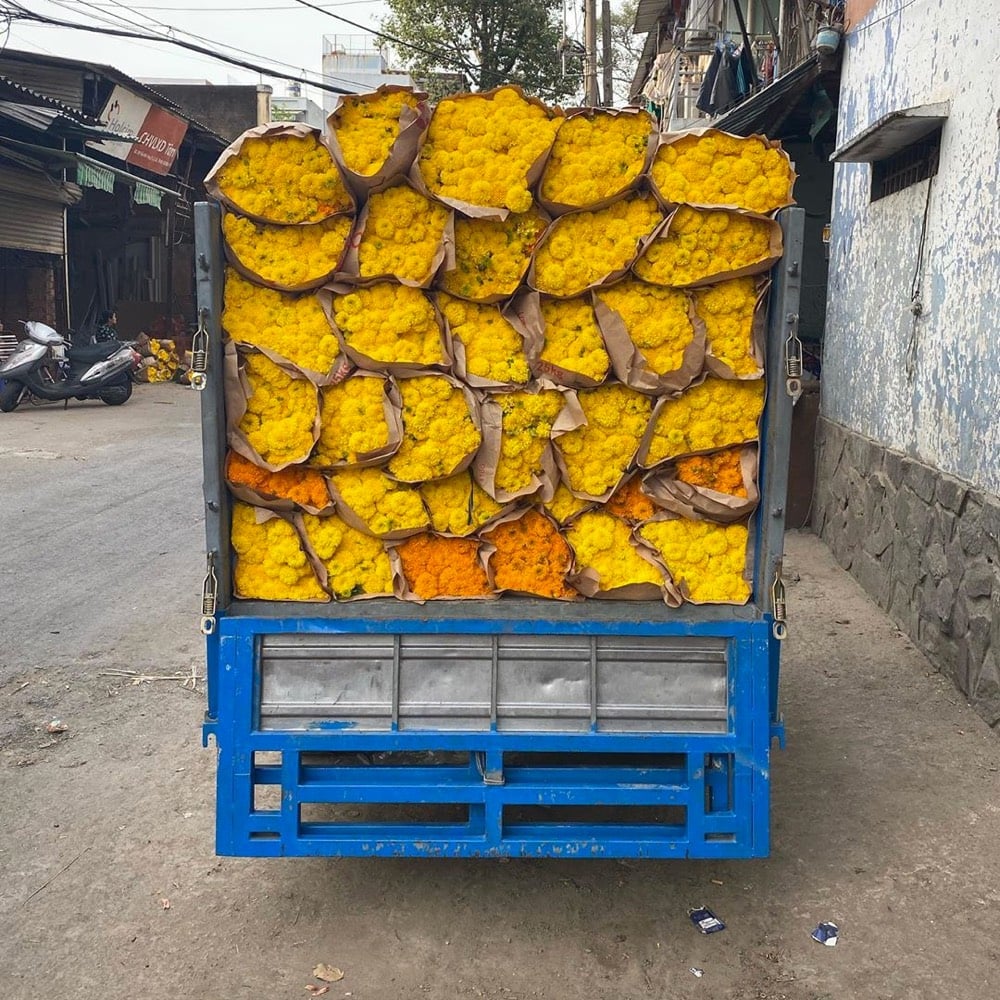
(90, 85, 188, 176)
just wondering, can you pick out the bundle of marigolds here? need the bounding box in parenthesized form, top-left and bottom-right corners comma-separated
(209, 88, 795, 607)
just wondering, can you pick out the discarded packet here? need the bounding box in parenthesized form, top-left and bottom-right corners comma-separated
(689, 967, 705, 978)
(811, 921, 839, 946)
(688, 906, 725, 934)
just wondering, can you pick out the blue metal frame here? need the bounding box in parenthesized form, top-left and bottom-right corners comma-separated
(203, 614, 779, 858)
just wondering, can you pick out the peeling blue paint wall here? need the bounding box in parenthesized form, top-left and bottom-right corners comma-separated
(823, 0, 1000, 494)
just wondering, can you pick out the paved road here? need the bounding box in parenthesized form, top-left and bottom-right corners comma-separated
(0, 385, 204, 680)
(1, 386, 999, 999)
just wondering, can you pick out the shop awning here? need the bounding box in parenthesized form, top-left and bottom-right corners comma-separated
(0, 100, 133, 142)
(74, 153, 179, 210)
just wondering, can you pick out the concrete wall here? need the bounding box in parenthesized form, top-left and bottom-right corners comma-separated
(816, 0, 1000, 727)
(154, 85, 271, 143)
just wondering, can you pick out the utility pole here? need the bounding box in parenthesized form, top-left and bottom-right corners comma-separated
(601, 0, 614, 106)
(583, 0, 600, 107)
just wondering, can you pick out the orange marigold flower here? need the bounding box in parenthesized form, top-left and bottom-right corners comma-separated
(674, 448, 748, 497)
(226, 451, 330, 509)
(485, 510, 576, 599)
(396, 534, 491, 598)
(605, 475, 656, 522)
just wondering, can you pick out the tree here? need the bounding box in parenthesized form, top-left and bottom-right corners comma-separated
(382, 0, 579, 103)
(597, 0, 644, 105)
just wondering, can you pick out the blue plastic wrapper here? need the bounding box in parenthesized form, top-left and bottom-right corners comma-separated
(811, 921, 839, 946)
(688, 906, 725, 934)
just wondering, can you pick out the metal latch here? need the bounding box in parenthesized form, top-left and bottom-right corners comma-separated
(475, 752, 505, 786)
(201, 551, 218, 635)
(771, 564, 787, 641)
(784, 312, 803, 402)
(190, 308, 209, 391)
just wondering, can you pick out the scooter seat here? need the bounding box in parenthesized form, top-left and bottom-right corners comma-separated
(68, 341, 123, 364)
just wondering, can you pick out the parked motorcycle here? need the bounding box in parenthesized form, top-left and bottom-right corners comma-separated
(0, 321, 141, 412)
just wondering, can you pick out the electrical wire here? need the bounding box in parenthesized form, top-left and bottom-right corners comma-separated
(852, 0, 922, 34)
(3, 1, 356, 93)
(86, 1, 376, 9)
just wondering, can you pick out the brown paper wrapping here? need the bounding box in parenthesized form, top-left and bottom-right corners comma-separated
(205, 122, 356, 225)
(482, 507, 582, 601)
(409, 84, 564, 221)
(387, 372, 483, 484)
(526, 195, 664, 298)
(325, 85, 431, 198)
(472, 383, 585, 503)
(699, 278, 769, 381)
(387, 533, 498, 602)
(293, 511, 401, 602)
(648, 128, 797, 214)
(224, 342, 320, 471)
(537, 107, 657, 217)
(318, 282, 452, 375)
(638, 512, 755, 606)
(507, 290, 610, 390)
(642, 445, 759, 523)
(308, 372, 404, 470)
(338, 177, 455, 289)
(221, 210, 352, 293)
(593, 286, 706, 395)
(325, 472, 431, 542)
(231, 505, 329, 603)
(633, 208, 783, 289)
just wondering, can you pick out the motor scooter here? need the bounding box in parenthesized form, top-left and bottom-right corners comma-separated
(0, 321, 140, 412)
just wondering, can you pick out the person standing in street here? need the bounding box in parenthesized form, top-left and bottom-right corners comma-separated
(94, 309, 118, 342)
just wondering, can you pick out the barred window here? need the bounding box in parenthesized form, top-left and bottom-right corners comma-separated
(871, 127, 942, 201)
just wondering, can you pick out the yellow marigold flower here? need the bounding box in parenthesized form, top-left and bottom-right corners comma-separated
(231, 502, 326, 601)
(544, 482, 593, 524)
(331, 283, 444, 366)
(438, 208, 547, 300)
(300, 512, 393, 598)
(223, 269, 341, 375)
(596, 280, 695, 376)
(540, 110, 653, 207)
(643, 377, 764, 466)
(533, 194, 663, 296)
(566, 510, 662, 591)
(639, 518, 751, 603)
(332, 89, 420, 177)
(223, 214, 352, 288)
(358, 184, 450, 285)
(634, 207, 773, 287)
(651, 132, 794, 214)
(329, 466, 429, 536)
(420, 471, 503, 536)
(493, 389, 565, 494)
(388, 376, 481, 482)
(310, 375, 392, 467)
(693, 277, 761, 377)
(214, 131, 352, 223)
(538, 297, 611, 383)
(439, 293, 530, 385)
(238, 352, 317, 466)
(556, 383, 653, 498)
(417, 87, 562, 212)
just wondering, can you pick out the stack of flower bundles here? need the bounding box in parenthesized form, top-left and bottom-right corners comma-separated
(206, 87, 794, 605)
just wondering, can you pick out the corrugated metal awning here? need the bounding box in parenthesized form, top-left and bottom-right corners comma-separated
(711, 53, 822, 136)
(830, 103, 950, 162)
(633, 0, 671, 34)
(0, 100, 133, 141)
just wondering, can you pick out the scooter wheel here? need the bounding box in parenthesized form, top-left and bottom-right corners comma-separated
(99, 377, 133, 406)
(0, 381, 25, 412)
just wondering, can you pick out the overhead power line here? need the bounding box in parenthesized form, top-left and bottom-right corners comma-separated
(2, 1, 355, 94)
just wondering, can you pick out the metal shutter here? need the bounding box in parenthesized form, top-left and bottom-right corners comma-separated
(0, 190, 64, 254)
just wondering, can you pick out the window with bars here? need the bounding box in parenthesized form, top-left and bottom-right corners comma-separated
(870, 127, 942, 201)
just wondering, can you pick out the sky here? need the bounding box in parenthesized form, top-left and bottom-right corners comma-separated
(1, 1, 594, 104)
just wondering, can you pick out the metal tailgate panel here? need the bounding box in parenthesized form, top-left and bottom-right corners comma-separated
(259, 633, 728, 733)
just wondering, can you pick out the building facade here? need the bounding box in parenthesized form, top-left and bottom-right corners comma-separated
(814, 0, 1000, 725)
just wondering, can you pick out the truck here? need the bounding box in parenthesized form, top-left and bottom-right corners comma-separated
(193, 197, 804, 861)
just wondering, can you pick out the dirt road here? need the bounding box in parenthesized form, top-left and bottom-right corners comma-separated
(1, 386, 998, 999)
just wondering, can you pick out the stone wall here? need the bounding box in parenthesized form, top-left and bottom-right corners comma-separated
(814, 417, 1000, 728)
